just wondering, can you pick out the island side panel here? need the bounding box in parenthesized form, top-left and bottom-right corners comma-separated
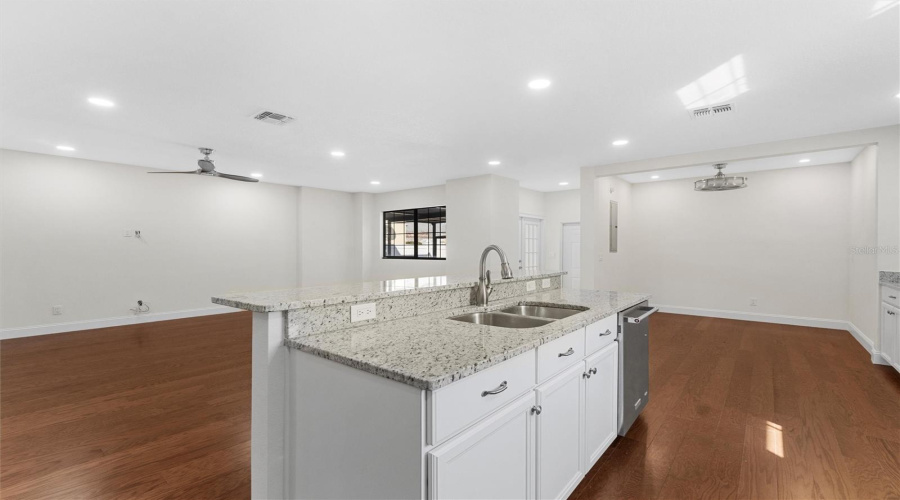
(251, 311, 288, 500)
(289, 350, 426, 500)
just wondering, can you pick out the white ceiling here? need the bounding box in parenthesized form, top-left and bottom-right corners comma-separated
(0, 0, 897, 193)
(618, 146, 865, 184)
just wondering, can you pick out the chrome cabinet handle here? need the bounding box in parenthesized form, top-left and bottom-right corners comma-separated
(589, 368, 597, 375)
(889, 311, 896, 316)
(531, 405, 542, 415)
(583, 372, 591, 379)
(481, 381, 508, 397)
(890, 295, 897, 299)
(558, 348, 575, 357)
(599, 329, 613, 337)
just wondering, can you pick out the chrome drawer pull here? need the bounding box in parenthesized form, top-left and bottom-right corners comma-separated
(890, 295, 897, 299)
(599, 329, 613, 337)
(889, 311, 896, 316)
(481, 381, 508, 397)
(583, 372, 591, 379)
(531, 405, 542, 415)
(558, 348, 575, 357)
(589, 367, 597, 375)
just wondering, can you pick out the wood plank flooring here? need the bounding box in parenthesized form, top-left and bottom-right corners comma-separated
(2, 312, 898, 499)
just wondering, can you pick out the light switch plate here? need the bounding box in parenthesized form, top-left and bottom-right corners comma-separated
(350, 303, 377, 322)
(542, 279, 551, 289)
(526, 281, 536, 292)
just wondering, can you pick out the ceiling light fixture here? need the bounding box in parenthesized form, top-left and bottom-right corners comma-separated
(528, 79, 552, 90)
(87, 97, 115, 107)
(331, 151, 346, 157)
(651, 175, 660, 179)
(250, 173, 263, 178)
(695, 163, 747, 191)
(55, 145, 76, 151)
(370, 180, 381, 185)
(559, 182, 569, 186)
(488, 160, 501, 166)
(798, 158, 810, 163)
(612, 139, 629, 146)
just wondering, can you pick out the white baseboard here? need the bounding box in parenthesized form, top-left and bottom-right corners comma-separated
(655, 304, 886, 365)
(0, 306, 242, 340)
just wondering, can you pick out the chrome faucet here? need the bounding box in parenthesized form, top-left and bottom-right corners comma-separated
(475, 245, 514, 306)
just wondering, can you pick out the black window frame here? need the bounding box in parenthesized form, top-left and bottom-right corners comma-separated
(382, 206, 446, 260)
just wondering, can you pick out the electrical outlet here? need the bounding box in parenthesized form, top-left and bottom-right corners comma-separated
(526, 281, 536, 292)
(51, 305, 63, 315)
(541, 279, 551, 289)
(350, 303, 377, 322)
(750, 298, 758, 307)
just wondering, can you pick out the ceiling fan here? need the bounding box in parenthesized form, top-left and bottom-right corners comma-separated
(147, 148, 259, 182)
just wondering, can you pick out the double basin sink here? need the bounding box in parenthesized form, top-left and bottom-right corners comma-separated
(450, 305, 587, 329)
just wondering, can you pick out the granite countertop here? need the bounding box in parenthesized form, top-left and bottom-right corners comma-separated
(287, 288, 651, 390)
(212, 272, 566, 312)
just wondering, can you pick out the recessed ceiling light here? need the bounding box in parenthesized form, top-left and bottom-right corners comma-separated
(896, 92, 900, 98)
(798, 158, 810, 163)
(612, 139, 629, 146)
(559, 181, 569, 186)
(331, 151, 346, 157)
(250, 173, 263, 178)
(651, 175, 660, 179)
(55, 145, 75, 151)
(488, 160, 501, 166)
(528, 79, 552, 90)
(87, 97, 115, 107)
(370, 180, 381, 185)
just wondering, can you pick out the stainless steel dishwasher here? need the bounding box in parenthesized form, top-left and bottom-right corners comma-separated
(617, 302, 658, 436)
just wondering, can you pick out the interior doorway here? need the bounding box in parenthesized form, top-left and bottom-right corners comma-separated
(562, 223, 581, 289)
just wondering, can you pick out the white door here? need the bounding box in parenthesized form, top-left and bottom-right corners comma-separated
(561, 224, 581, 290)
(520, 217, 542, 276)
(881, 303, 899, 369)
(428, 392, 536, 500)
(583, 342, 619, 469)
(535, 363, 584, 500)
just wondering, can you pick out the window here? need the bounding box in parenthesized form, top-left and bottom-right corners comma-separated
(383, 206, 446, 259)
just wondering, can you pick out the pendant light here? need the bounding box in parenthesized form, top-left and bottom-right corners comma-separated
(694, 163, 747, 191)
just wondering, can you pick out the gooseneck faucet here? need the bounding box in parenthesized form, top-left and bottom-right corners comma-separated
(475, 244, 514, 307)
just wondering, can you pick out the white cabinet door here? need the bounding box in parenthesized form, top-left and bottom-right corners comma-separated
(427, 392, 536, 500)
(583, 342, 618, 470)
(881, 303, 900, 370)
(535, 363, 584, 500)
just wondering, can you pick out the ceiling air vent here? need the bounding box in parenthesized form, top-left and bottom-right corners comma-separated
(252, 110, 295, 125)
(690, 103, 734, 119)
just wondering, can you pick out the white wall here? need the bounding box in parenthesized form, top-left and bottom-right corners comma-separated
(0, 149, 301, 329)
(627, 163, 851, 321)
(848, 145, 879, 345)
(298, 186, 359, 287)
(542, 190, 580, 272)
(519, 188, 545, 217)
(594, 177, 632, 291)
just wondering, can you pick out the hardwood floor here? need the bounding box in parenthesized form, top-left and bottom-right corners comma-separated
(1, 312, 252, 500)
(2, 312, 898, 499)
(572, 313, 900, 500)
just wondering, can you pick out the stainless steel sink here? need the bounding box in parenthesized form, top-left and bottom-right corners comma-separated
(449, 312, 554, 328)
(499, 305, 584, 320)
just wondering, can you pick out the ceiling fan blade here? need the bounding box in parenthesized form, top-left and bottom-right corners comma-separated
(214, 172, 260, 182)
(147, 170, 199, 174)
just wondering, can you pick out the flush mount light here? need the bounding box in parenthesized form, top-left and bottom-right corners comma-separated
(559, 181, 569, 186)
(370, 180, 381, 185)
(612, 139, 629, 146)
(528, 79, 552, 90)
(331, 151, 346, 157)
(798, 158, 810, 163)
(55, 145, 76, 151)
(651, 175, 660, 179)
(87, 97, 115, 107)
(250, 173, 263, 178)
(488, 160, 501, 166)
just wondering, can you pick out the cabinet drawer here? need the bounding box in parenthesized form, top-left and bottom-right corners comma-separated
(427, 349, 536, 445)
(585, 314, 617, 355)
(537, 328, 586, 383)
(883, 286, 900, 308)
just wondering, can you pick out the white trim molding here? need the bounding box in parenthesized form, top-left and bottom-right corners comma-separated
(655, 304, 885, 365)
(0, 306, 241, 340)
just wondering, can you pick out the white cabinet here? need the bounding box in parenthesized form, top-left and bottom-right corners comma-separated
(583, 342, 618, 470)
(428, 392, 536, 500)
(535, 363, 584, 500)
(881, 302, 900, 370)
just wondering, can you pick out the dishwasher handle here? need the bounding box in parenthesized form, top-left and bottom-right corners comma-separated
(625, 306, 659, 324)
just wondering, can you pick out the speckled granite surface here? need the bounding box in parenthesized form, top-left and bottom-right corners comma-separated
(286, 288, 650, 390)
(880, 271, 900, 286)
(212, 272, 565, 312)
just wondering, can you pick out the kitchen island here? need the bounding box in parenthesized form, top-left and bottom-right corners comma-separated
(213, 272, 650, 500)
